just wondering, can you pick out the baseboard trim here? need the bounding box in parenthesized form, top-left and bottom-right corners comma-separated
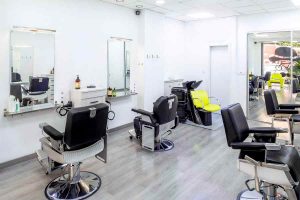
(0, 153, 37, 169)
(108, 122, 133, 133)
(0, 123, 133, 169)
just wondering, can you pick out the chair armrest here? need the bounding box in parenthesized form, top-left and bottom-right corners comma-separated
(131, 108, 156, 124)
(43, 125, 64, 141)
(231, 142, 266, 150)
(21, 84, 29, 94)
(275, 109, 299, 114)
(279, 104, 300, 109)
(249, 127, 287, 134)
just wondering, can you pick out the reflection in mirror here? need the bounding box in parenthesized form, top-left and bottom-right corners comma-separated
(247, 31, 300, 123)
(7, 27, 55, 115)
(107, 37, 132, 96)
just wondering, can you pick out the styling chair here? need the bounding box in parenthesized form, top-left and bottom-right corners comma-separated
(129, 95, 179, 151)
(22, 76, 49, 96)
(292, 79, 300, 94)
(190, 90, 221, 126)
(268, 73, 284, 88)
(222, 103, 300, 200)
(11, 72, 22, 82)
(264, 89, 300, 144)
(36, 104, 109, 200)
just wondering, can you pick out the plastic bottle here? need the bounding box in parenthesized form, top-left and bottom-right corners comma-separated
(75, 75, 81, 89)
(15, 99, 20, 112)
(8, 95, 16, 113)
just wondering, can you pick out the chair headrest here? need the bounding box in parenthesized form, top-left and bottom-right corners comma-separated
(153, 95, 178, 125)
(64, 103, 109, 150)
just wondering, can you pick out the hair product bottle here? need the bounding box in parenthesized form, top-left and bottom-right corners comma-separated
(75, 75, 81, 89)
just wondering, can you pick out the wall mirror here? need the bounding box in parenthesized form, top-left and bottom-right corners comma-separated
(107, 37, 132, 97)
(247, 31, 300, 124)
(7, 26, 55, 116)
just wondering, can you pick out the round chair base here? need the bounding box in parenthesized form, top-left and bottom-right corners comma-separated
(45, 171, 101, 200)
(155, 139, 174, 151)
(237, 190, 263, 200)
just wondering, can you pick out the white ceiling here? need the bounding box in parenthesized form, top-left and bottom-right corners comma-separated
(100, 0, 300, 21)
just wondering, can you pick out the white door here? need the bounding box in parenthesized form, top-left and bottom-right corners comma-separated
(210, 46, 231, 107)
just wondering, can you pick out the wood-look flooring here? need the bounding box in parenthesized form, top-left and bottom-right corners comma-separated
(0, 124, 251, 200)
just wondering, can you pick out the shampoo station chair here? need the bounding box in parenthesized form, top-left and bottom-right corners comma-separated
(268, 73, 284, 88)
(190, 90, 221, 126)
(222, 103, 300, 200)
(264, 89, 300, 144)
(37, 104, 108, 200)
(129, 95, 179, 151)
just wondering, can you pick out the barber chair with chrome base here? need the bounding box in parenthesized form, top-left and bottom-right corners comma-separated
(36, 103, 109, 200)
(222, 103, 300, 200)
(264, 89, 300, 144)
(129, 95, 179, 151)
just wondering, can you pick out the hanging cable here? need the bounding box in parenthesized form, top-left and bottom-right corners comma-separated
(106, 100, 115, 120)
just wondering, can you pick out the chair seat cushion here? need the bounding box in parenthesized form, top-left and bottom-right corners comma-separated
(203, 104, 221, 112)
(291, 114, 300, 122)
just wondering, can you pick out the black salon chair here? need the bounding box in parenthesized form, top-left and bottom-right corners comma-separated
(222, 103, 300, 200)
(22, 76, 49, 95)
(37, 104, 108, 200)
(221, 103, 286, 144)
(264, 89, 300, 143)
(11, 72, 22, 82)
(293, 79, 300, 94)
(129, 95, 179, 151)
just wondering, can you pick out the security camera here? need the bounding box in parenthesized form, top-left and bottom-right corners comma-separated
(135, 10, 141, 15)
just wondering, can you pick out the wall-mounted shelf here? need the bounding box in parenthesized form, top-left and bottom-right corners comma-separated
(106, 92, 137, 101)
(4, 103, 55, 117)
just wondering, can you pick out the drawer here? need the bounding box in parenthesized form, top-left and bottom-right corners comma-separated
(81, 97, 105, 107)
(81, 90, 106, 99)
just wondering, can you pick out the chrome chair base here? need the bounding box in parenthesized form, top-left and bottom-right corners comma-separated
(45, 171, 101, 200)
(155, 139, 174, 151)
(237, 190, 264, 200)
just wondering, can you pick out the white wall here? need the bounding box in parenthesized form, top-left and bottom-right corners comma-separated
(184, 17, 237, 100)
(248, 39, 262, 76)
(0, 0, 140, 163)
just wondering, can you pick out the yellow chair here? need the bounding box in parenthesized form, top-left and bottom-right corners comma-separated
(190, 90, 221, 112)
(267, 73, 284, 88)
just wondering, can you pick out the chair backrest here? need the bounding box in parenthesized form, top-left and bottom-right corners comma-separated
(11, 72, 22, 82)
(264, 89, 279, 115)
(153, 95, 178, 125)
(264, 72, 271, 81)
(221, 103, 249, 147)
(190, 90, 209, 108)
(271, 73, 283, 80)
(292, 79, 299, 94)
(252, 75, 259, 88)
(64, 103, 109, 150)
(29, 77, 49, 92)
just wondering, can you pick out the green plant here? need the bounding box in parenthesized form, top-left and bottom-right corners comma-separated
(293, 61, 300, 75)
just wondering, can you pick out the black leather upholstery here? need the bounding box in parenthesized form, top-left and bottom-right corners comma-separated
(64, 104, 109, 150)
(221, 103, 278, 147)
(291, 115, 300, 122)
(43, 125, 64, 140)
(264, 89, 299, 115)
(153, 95, 178, 125)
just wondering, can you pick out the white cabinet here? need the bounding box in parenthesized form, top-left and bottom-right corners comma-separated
(71, 88, 106, 108)
(164, 79, 184, 96)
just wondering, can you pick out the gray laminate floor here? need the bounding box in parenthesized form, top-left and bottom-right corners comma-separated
(0, 124, 253, 200)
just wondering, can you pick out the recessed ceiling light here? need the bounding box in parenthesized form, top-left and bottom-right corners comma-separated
(291, 0, 300, 6)
(187, 12, 214, 19)
(116, 0, 124, 2)
(272, 41, 278, 43)
(156, 0, 165, 5)
(136, 4, 143, 8)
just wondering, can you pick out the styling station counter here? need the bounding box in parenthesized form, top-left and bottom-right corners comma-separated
(106, 91, 138, 130)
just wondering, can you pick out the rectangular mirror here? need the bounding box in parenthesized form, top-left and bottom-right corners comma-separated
(247, 31, 297, 123)
(7, 27, 55, 115)
(107, 37, 132, 96)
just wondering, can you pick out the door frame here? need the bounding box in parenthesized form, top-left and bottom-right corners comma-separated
(209, 44, 231, 106)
